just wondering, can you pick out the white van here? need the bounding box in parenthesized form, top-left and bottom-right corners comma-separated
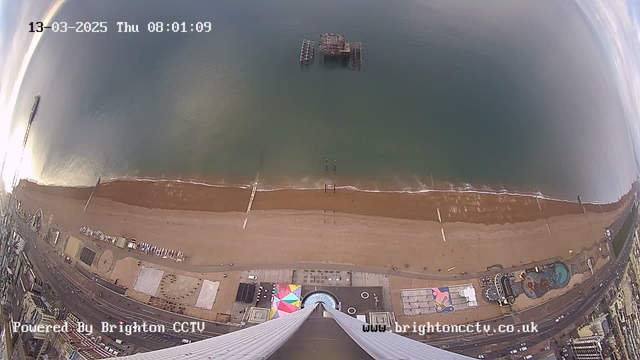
(115, 339, 123, 344)
(182, 339, 192, 344)
(248, 275, 258, 280)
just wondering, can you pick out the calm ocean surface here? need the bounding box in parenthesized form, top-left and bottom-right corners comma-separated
(10, 0, 639, 202)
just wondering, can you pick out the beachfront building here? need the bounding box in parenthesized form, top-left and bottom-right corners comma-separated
(48, 319, 113, 359)
(14, 291, 56, 358)
(111, 303, 472, 359)
(569, 336, 606, 360)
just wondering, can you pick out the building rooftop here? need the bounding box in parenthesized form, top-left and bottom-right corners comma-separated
(28, 293, 51, 316)
(55, 322, 113, 358)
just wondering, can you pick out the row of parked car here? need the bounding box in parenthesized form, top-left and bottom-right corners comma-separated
(77, 330, 123, 356)
(508, 345, 531, 359)
(80, 226, 119, 244)
(133, 240, 186, 262)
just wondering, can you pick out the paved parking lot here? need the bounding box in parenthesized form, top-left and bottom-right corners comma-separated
(293, 269, 351, 286)
(240, 269, 293, 284)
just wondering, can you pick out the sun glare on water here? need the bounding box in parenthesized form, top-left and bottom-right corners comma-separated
(0, 0, 66, 192)
(1, 125, 35, 191)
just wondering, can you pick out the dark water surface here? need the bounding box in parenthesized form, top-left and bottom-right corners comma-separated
(11, 0, 638, 202)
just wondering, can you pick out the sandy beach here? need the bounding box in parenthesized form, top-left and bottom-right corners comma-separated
(13, 179, 633, 274)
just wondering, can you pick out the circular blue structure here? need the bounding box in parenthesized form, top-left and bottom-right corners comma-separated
(554, 263, 570, 287)
(302, 291, 338, 309)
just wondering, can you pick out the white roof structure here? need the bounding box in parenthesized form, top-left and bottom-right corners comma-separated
(132, 267, 164, 296)
(111, 304, 318, 360)
(463, 287, 478, 307)
(195, 279, 220, 310)
(324, 305, 471, 359)
(111, 303, 473, 360)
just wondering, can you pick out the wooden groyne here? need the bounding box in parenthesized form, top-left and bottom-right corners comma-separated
(83, 177, 101, 213)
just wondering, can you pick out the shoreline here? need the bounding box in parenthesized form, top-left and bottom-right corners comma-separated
(15, 178, 630, 273)
(25, 175, 636, 204)
(16, 177, 636, 225)
(93, 176, 613, 203)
